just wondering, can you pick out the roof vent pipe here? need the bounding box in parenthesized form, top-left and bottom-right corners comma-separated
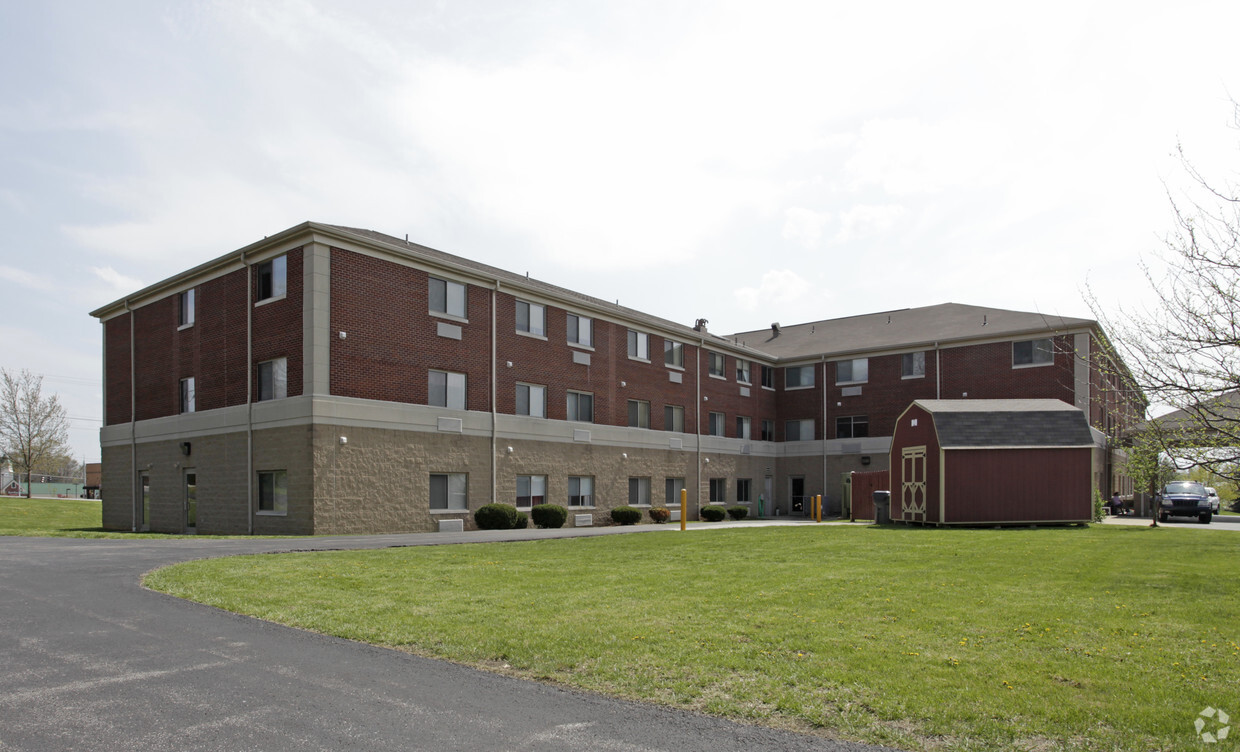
(694, 318, 708, 332)
(771, 322, 781, 337)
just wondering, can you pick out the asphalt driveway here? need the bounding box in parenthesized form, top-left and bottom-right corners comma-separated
(0, 526, 895, 752)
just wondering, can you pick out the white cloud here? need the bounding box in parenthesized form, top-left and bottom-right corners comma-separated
(834, 204, 906, 244)
(0, 265, 57, 292)
(733, 269, 812, 313)
(90, 266, 144, 296)
(782, 207, 831, 248)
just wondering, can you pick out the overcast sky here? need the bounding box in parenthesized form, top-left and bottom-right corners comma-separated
(3, 1, 1240, 463)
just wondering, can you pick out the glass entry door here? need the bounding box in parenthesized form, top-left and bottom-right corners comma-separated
(139, 472, 150, 531)
(184, 471, 197, 533)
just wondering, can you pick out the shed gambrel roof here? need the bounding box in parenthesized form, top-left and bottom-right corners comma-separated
(912, 399, 1096, 449)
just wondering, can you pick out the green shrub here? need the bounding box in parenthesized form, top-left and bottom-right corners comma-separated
(611, 506, 643, 525)
(475, 503, 519, 530)
(726, 505, 749, 521)
(514, 511, 529, 529)
(700, 505, 727, 522)
(1092, 489, 1105, 523)
(648, 507, 671, 523)
(531, 504, 568, 529)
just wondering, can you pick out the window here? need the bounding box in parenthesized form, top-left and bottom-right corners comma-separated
(665, 477, 685, 506)
(567, 391, 593, 422)
(567, 314, 592, 347)
(429, 473, 467, 511)
(709, 478, 726, 503)
(736, 416, 751, 440)
(708, 352, 725, 378)
(256, 255, 287, 302)
(429, 276, 466, 318)
(258, 470, 287, 514)
(568, 476, 594, 507)
(786, 365, 815, 388)
(785, 419, 814, 441)
(1013, 338, 1054, 367)
(179, 289, 195, 327)
(664, 340, 684, 368)
(902, 351, 926, 379)
(628, 330, 649, 360)
(736, 359, 751, 383)
(836, 358, 868, 384)
(628, 477, 651, 506)
(257, 358, 287, 401)
(179, 377, 195, 413)
(761, 419, 774, 441)
(429, 370, 466, 410)
(761, 365, 775, 389)
(736, 479, 752, 503)
(664, 405, 685, 432)
(516, 300, 545, 336)
(836, 415, 869, 439)
(627, 399, 650, 428)
(516, 383, 546, 418)
(516, 475, 546, 508)
(708, 411, 725, 437)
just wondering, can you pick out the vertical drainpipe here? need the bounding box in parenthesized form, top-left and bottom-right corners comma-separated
(126, 299, 136, 531)
(244, 252, 254, 535)
(491, 283, 498, 504)
(696, 336, 703, 516)
(934, 342, 941, 399)
(821, 355, 827, 507)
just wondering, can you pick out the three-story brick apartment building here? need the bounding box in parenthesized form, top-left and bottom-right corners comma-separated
(91, 222, 1145, 534)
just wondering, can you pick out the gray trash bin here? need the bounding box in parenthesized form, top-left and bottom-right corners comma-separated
(872, 490, 891, 524)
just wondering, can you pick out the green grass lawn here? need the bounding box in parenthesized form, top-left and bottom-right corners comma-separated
(0, 496, 284, 539)
(146, 525, 1240, 751)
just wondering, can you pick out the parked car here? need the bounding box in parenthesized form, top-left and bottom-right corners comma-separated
(1205, 486, 1221, 514)
(1159, 481, 1212, 523)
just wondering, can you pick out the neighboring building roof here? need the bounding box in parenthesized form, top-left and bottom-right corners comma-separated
(728, 303, 1096, 360)
(911, 398, 1096, 448)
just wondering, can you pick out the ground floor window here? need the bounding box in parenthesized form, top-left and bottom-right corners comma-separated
(430, 473, 467, 511)
(709, 478, 726, 503)
(628, 477, 651, 506)
(665, 477, 685, 506)
(516, 475, 546, 508)
(736, 478, 752, 502)
(568, 476, 593, 507)
(258, 470, 288, 515)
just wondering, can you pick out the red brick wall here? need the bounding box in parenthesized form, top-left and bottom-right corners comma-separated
(251, 248, 303, 399)
(776, 363, 823, 440)
(195, 265, 251, 410)
(104, 315, 132, 425)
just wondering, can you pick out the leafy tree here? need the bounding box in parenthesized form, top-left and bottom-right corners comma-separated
(0, 369, 70, 498)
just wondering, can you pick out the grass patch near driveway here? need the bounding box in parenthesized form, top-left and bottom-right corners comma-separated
(0, 496, 284, 539)
(146, 525, 1240, 751)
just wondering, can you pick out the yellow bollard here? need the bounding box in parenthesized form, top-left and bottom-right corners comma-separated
(816, 494, 822, 523)
(680, 488, 687, 531)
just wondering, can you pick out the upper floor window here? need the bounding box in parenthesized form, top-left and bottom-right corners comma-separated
(516, 300, 545, 336)
(257, 358, 287, 401)
(836, 415, 869, 439)
(627, 399, 650, 429)
(786, 365, 815, 389)
(902, 351, 926, 379)
(708, 411, 725, 437)
(179, 289, 195, 327)
(567, 314, 592, 347)
(736, 416, 751, 440)
(256, 255, 287, 302)
(179, 377, 196, 413)
(1013, 338, 1054, 367)
(429, 370, 466, 410)
(708, 352, 725, 378)
(785, 418, 814, 441)
(516, 383, 546, 418)
(664, 405, 685, 433)
(761, 419, 774, 441)
(761, 365, 775, 389)
(836, 358, 868, 384)
(736, 359, 751, 383)
(429, 276, 466, 318)
(567, 391, 593, 422)
(664, 340, 684, 368)
(628, 330, 649, 360)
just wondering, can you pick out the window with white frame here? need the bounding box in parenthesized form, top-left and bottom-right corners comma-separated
(761, 365, 775, 389)
(836, 358, 868, 384)
(179, 289, 195, 327)
(429, 276, 466, 318)
(708, 411, 725, 437)
(664, 340, 684, 368)
(516, 383, 546, 418)
(786, 365, 815, 388)
(761, 419, 774, 441)
(257, 358, 287, 401)
(708, 352, 725, 378)
(665, 477, 685, 506)
(836, 415, 869, 439)
(258, 470, 288, 514)
(664, 404, 685, 432)
(628, 330, 649, 360)
(785, 418, 814, 441)
(256, 256, 287, 302)
(709, 478, 726, 503)
(429, 370, 466, 409)
(627, 399, 650, 428)
(736, 416, 751, 440)
(567, 391, 593, 422)
(628, 476, 651, 506)
(1013, 338, 1054, 367)
(429, 473, 467, 511)
(902, 351, 926, 379)
(568, 476, 593, 507)
(567, 314, 592, 347)
(179, 377, 195, 413)
(515, 300, 545, 336)
(736, 478, 752, 502)
(736, 359, 751, 383)
(516, 475, 546, 508)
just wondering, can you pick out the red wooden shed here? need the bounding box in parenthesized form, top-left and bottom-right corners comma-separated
(889, 399, 1096, 525)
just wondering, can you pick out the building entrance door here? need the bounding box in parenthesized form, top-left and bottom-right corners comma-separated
(789, 476, 806, 516)
(139, 472, 150, 531)
(184, 471, 197, 533)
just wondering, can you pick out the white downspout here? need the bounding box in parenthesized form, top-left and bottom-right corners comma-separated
(934, 342, 941, 399)
(244, 252, 254, 535)
(696, 336, 703, 517)
(126, 299, 137, 532)
(491, 284, 498, 504)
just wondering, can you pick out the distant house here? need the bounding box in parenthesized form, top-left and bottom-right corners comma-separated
(85, 463, 102, 499)
(889, 399, 1096, 525)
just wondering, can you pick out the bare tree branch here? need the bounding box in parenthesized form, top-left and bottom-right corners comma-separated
(0, 368, 71, 498)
